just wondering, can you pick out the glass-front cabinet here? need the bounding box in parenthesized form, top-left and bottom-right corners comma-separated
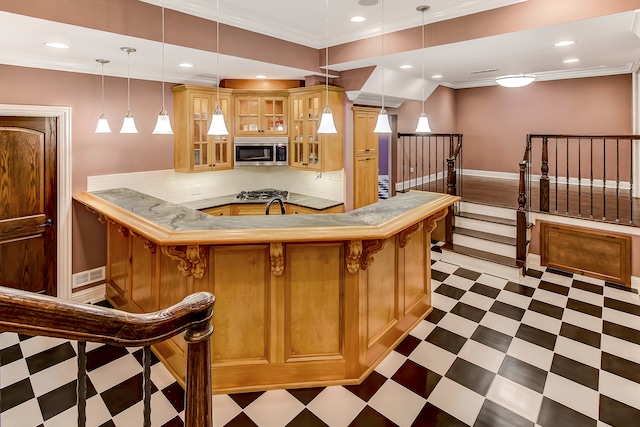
(172, 85, 233, 173)
(289, 85, 344, 171)
(233, 91, 288, 135)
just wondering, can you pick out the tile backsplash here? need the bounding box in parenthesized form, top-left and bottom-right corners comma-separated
(87, 168, 345, 204)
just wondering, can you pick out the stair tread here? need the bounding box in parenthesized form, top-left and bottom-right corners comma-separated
(441, 243, 524, 268)
(454, 227, 517, 246)
(456, 211, 517, 227)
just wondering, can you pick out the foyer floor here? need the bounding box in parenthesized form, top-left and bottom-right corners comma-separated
(1, 248, 639, 427)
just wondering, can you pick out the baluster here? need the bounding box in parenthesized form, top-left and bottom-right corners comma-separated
(590, 138, 594, 219)
(428, 136, 432, 191)
(578, 138, 582, 217)
(631, 139, 634, 224)
(77, 341, 87, 427)
(435, 135, 438, 192)
(616, 138, 620, 223)
(565, 138, 569, 214)
(421, 136, 425, 191)
(540, 136, 549, 211)
(442, 136, 447, 193)
(401, 136, 406, 192)
(143, 346, 152, 427)
(603, 138, 607, 220)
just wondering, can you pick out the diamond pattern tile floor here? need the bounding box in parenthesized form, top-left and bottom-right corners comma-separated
(1, 248, 639, 426)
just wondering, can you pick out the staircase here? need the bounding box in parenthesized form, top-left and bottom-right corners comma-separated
(441, 201, 527, 281)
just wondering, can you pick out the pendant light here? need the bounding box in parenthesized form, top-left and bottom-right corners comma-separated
(207, 0, 229, 136)
(119, 47, 138, 134)
(373, 0, 392, 134)
(95, 59, 112, 133)
(317, 0, 337, 134)
(415, 4, 432, 133)
(153, 0, 173, 134)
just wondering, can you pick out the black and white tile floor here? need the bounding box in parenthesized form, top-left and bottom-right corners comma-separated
(2, 246, 640, 427)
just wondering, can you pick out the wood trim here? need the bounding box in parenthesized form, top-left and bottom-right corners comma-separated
(539, 221, 632, 286)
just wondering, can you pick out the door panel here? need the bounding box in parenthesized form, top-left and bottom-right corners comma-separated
(0, 117, 56, 295)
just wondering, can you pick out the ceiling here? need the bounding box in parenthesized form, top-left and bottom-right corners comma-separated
(0, 0, 639, 103)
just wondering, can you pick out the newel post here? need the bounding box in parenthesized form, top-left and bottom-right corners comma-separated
(184, 296, 215, 427)
(445, 157, 456, 244)
(516, 160, 528, 263)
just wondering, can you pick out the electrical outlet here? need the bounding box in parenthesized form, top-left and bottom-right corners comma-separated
(191, 184, 201, 195)
(410, 167, 415, 173)
(328, 172, 341, 182)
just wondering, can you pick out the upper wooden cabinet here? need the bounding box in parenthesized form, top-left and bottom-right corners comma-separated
(353, 106, 379, 156)
(233, 90, 288, 135)
(172, 84, 233, 173)
(289, 85, 343, 172)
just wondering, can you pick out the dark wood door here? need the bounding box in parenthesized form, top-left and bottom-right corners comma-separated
(0, 117, 57, 295)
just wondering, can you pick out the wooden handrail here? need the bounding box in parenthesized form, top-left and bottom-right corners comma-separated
(0, 286, 215, 427)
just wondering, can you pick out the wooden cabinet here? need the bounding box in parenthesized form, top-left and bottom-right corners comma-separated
(288, 204, 344, 214)
(289, 85, 343, 171)
(172, 85, 233, 173)
(232, 203, 285, 216)
(353, 107, 380, 209)
(202, 206, 231, 216)
(233, 90, 288, 135)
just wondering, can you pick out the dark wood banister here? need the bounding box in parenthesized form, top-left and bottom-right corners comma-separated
(0, 286, 215, 427)
(446, 135, 463, 244)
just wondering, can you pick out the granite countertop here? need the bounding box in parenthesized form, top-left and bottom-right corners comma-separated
(181, 190, 343, 211)
(83, 188, 450, 233)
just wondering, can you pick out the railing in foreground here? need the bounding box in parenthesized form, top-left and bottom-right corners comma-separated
(517, 134, 638, 266)
(397, 133, 463, 244)
(0, 287, 215, 427)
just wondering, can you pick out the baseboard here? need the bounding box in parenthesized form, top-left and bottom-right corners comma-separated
(71, 283, 106, 304)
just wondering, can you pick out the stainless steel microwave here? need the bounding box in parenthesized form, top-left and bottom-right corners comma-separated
(233, 137, 288, 167)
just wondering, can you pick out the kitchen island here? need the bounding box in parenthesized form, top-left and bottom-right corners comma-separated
(74, 188, 459, 393)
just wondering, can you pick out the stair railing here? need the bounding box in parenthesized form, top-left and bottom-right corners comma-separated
(516, 137, 532, 265)
(0, 287, 215, 427)
(397, 133, 463, 244)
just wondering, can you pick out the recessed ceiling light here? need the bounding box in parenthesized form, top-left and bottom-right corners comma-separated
(400, 64, 412, 69)
(178, 63, 194, 68)
(351, 16, 366, 23)
(554, 40, 576, 47)
(256, 75, 267, 79)
(431, 74, 443, 79)
(563, 58, 580, 63)
(44, 42, 69, 49)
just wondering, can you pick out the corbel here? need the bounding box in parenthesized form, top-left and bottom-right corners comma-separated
(346, 240, 363, 274)
(360, 239, 386, 270)
(161, 245, 207, 279)
(425, 208, 448, 233)
(399, 222, 423, 248)
(270, 243, 285, 276)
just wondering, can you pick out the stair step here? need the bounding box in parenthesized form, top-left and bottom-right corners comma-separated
(456, 211, 517, 227)
(441, 243, 524, 269)
(454, 227, 517, 246)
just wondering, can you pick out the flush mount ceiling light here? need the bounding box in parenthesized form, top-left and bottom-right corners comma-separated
(44, 42, 69, 49)
(119, 47, 138, 133)
(153, 0, 173, 135)
(415, 4, 432, 133)
(373, 0, 392, 134)
(207, 0, 229, 136)
(495, 74, 536, 88)
(95, 59, 111, 133)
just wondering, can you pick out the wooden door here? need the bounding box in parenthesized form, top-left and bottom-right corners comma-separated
(0, 117, 57, 295)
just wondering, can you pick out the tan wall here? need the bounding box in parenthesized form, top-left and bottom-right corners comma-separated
(455, 74, 633, 174)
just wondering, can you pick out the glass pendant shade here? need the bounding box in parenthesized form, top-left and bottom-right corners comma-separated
(208, 107, 229, 135)
(415, 113, 432, 133)
(120, 112, 138, 134)
(317, 107, 337, 134)
(95, 113, 111, 133)
(374, 109, 392, 133)
(153, 109, 173, 134)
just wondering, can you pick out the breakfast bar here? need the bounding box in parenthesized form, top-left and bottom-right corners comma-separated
(74, 189, 459, 393)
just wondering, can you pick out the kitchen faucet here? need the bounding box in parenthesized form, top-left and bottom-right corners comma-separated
(265, 197, 286, 215)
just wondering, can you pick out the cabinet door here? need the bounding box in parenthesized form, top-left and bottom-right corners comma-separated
(354, 112, 378, 156)
(261, 97, 287, 135)
(354, 155, 378, 209)
(290, 95, 306, 168)
(191, 94, 212, 171)
(211, 95, 232, 169)
(305, 93, 321, 169)
(202, 206, 232, 216)
(235, 96, 260, 134)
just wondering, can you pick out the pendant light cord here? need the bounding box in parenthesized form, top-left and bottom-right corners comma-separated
(380, 0, 385, 111)
(325, 0, 329, 108)
(216, 0, 221, 109)
(126, 51, 131, 113)
(161, 0, 166, 111)
(421, 7, 425, 115)
(100, 62, 106, 112)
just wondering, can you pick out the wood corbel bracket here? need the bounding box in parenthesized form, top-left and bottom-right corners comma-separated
(425, 208, 449, 233)
(346, 240, 363, 274)
(161, 245, 207, 279)
(131, 232, 156, 254)
(360, 239, 386, 270)
(270, 243, 284, 276)
(399, 222, 424, 248)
